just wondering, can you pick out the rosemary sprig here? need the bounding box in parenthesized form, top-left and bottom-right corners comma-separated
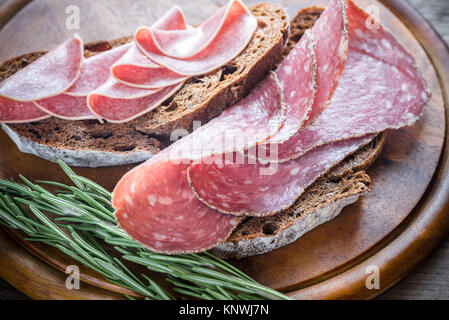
(0, 160, 290, 300)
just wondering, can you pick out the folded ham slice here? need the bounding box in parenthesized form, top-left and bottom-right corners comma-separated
(0, 35, 83, 123)
(87, 79, 183, 123)
(111, 44, 188, 89)
(35, 43, 131, 120)
(135, 0, 257, 76)
(151, 0, 246, 59)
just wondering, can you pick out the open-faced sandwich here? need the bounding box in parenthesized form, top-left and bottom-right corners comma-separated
(0, 0, 428, 259)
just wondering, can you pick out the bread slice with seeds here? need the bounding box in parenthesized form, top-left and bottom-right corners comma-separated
(1, 3, 290, 167)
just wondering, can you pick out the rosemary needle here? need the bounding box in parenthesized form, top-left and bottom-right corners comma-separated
(0, 160, 291, 301)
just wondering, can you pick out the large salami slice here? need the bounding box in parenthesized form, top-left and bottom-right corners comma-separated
(151, 0, 246, 59)
(257, 0, 346, 145)
(35, 43, 131, 120)
(269, 31, 316, 143)
(0, 36, 83, 102)
(135, 0, 257, 76)
(111, 44, 188, 89)
(113, 157, 241, 254)
(187, 135, 374, 216)
(112, 70, 285, 252)
(166, 72, 285, 160)
(269, 0, 429, 161)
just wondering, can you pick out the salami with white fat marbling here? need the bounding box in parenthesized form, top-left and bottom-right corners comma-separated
(268, 0, 429, 161)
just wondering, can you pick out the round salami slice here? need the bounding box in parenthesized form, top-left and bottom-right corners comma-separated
(87, 82, 183, 123)
(0, 35, 83, 102)
(111, 44, 188, 89)
(270, 30, 316, 143)
(0, 97, 50, 123)
(187, 135, 375, 217)
(151, 0, 246, 59)
(306, 0, 348, 122)
(113, 158, 241, 254)
(135, 1, 257, 76)
(165, 72, 285, 160)
(270, 0, 429, 162)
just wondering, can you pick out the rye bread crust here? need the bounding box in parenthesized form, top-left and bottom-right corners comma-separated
(1, 3, 290, 167)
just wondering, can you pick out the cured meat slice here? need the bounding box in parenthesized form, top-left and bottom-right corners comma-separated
(113, 158, 241, 254)
(87, 82, 183, 123)
(270, 30, 316, 143)
(111, 5, 189, 88)
(112, 71, 285, 253)
(111, 44, 188, 89)
(267, 0, 429, 161)
(0, 35, 83, 101)
(307, 0, 348, 122)
(187, 135, 374, 217)
(152, 5, 187, 31)
(90, 77, 163, 99)
(165, 72, 285, 160)
(0, 98, 50, 123)
(34, 95, 93, 120)
(35, 43, 131, 120)
(151, 0, 246, 59)
(256, 0, 345, 145)
(67, 43, 132, 97)
(135, 0, 257, 76)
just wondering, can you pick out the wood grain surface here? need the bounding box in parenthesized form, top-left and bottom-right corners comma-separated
(0, 0, 448, 300)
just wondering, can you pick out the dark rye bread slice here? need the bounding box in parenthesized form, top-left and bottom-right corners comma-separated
(212, 132, 387, 259)
(1, 3, 290, 167)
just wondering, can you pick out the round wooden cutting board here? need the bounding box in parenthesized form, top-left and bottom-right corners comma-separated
(0, 0, 448, 300)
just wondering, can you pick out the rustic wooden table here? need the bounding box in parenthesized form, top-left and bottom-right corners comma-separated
(0, 0, 448, 300)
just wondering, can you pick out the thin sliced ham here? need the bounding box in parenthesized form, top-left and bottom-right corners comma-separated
(0, 98, 50, 123)
(135, 0, 257, 76)
(152, 5, 187, 31)
(67, 43, 132, 97)
(151, 0, 245, 59)
(36, 43, 132, 120)
(87, 81, 183, 123)
(270, 0, 429, 161)
(34, 95, 93, 120)
(0, 35, 83, 102)
(111, 44, 188, 89)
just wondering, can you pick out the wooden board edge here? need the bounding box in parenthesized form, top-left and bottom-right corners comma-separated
(286, 0, 449, 299)
(0, 0, 31, 30)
